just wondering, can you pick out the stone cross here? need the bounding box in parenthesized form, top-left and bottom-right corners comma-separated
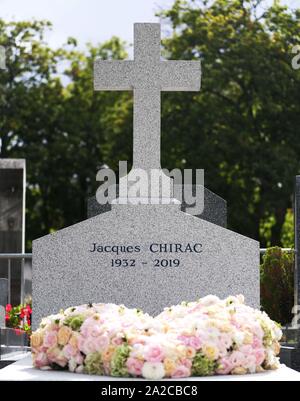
(94, 23, 201, 172)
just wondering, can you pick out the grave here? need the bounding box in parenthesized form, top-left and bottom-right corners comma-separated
(0, 159, 26, 305)
(32, 23, 259, 330)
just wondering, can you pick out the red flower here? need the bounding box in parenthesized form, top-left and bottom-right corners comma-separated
(25, 305, 32, 314)
(5, 314, 9, 321)
(5, 304, 12, 312)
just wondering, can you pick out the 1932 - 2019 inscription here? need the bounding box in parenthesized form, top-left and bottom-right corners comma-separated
(89, 243, 203, 268)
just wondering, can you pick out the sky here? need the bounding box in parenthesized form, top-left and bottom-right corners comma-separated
(0, 0, 174, 52)
(0, 0, 297, 53)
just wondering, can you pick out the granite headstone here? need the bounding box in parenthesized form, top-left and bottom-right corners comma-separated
(87, 185, 227, 227)
(32, 23, 259, 328)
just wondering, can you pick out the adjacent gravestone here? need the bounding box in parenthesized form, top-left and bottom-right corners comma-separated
(0, 279, 8, 328)
(294, 175, 300, 317)
(87, 185, 227, 227)
(32, 23, 259, 328)
(0, 159, 26, 305)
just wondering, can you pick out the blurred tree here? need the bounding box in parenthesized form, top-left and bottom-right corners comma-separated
(0, 21, 132, 248)
(260, 246, 294, 324)
(159, 0, 300, 246)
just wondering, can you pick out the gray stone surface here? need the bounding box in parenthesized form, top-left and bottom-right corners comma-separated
(33, 203, 259, 328)
(0, 306, 4, 328)
(94, 23, 200, 176)
(87, 185, 227, 227)
(0, 278, 8, 328)
(0, 278, 8, 306)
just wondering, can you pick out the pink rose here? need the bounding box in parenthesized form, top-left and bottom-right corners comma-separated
(78, 337, 97, 354)
(253, 336, 263, 348)
(188, 336, 202, 350)
(75, 353, 84, 365)
(145, 345, 164, 362)
(43, 331, 58, 348)
(63, 344, 77, 359)
(171, 365, 190, 378)
(126, 357, 144, 376)
(94, 334, 110, 351)
(229, 351, 245, 367)
(216, 357, 234, 375)
(80, 318, 102, 337)
(180, 358, 192, 369)
(34, 352, 49, 368)
(47, 347, 68, 367)
(112, 337, 123, 346)
(178, 335, 201, 349)
(254, 348, 265, 365)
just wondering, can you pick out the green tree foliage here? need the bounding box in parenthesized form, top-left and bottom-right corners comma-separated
(159, 0, 300, 246)
(260, 247, 294, 324)
(0, 0, 299, 249)
(0, 21, 132, 247)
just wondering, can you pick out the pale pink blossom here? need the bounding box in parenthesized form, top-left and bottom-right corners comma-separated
(34, 352, 49, 368)
(126, 357, 144, 376)
(229, 351, 245, 367)
(216, 357, 234, 375)
(43, 331, 58, 348)
(254, 348, 265, 365)
(63, 344, 77, 359)
(171, 365, 191, 378)
(144, 344, 164, 362)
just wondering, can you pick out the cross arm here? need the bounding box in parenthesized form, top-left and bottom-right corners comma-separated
(94, 60, 135, 91)
(160, 60, 201, 92)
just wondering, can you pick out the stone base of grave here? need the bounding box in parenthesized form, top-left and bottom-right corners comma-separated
(280, 346, 300, 372)
(0, 355, 299, 381)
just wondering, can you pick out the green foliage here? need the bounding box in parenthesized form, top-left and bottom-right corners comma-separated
(281, 209, 294, 248)
(63, 314, 84, 331)
(159, 0, 300, 246)
(84, 352, 104, 375)
(260, 247, 294, 325)
(5, 302, 32, 336)
(192, 351, 216, 376)
(110, 343, 131, 377)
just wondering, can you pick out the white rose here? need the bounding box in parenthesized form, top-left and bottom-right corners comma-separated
(68, 358, 77, 372)
(76, 365, 84, 373)
(199, 295, 220, 307)
(142, 362, 165, 380)
(233, 331, 245, 346)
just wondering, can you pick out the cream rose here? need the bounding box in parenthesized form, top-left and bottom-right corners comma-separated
(31, 332, 43, 348)
(57, 326, 72, 346)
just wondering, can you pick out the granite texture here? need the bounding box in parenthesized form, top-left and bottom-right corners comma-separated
(0, 278, 8, 306)
(94, 23, 200, 174)
(0, 306, 4, 328)
(88, 184, 227, 227)
(33, 204, 259, 329)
